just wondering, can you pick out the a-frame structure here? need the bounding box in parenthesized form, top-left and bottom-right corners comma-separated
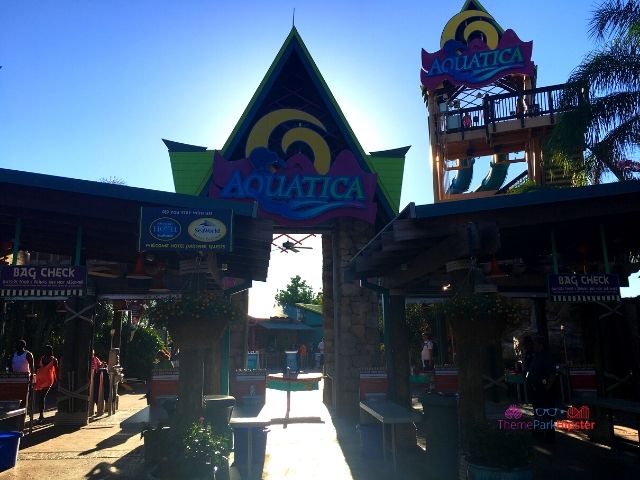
(164, 27, 407, 417)
(165, 27, 406, 229)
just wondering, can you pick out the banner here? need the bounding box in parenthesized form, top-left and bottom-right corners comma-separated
(0, 265, 86, 297)
(548, 274, 621, 302)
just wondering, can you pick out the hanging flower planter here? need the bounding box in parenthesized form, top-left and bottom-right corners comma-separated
(150, 293, 241, 349)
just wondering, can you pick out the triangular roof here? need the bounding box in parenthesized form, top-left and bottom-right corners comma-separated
(166, 28, 406, 220)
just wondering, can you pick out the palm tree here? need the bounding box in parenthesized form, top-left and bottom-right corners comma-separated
(548, 0, 640, 184)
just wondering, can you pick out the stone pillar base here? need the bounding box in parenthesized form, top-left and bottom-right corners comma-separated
(54, 411, 89, 427)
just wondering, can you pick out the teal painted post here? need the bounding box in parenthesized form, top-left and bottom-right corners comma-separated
(599, 224, 610, 274)
(11, 218, 21, 265)
(221, 327, 230, 394)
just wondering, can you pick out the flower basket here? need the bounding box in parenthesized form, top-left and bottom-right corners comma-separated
(149, 293, 241, 349)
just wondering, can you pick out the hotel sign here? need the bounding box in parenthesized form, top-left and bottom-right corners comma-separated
(139, 207, 233, 252)
(421, 29, 534, 90)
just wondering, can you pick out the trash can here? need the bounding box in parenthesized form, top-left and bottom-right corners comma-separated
(233, 427, 269, 466)
(246, 351, 260, 370)
(0, 431, 23, 472)
(203, 395, 236, 434)
(285, 351, 298, 372)
(420, 393, 458, 479)
(356, 423, 383, 458)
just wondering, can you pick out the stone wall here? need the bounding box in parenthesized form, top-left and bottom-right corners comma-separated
(323, 218, 380, 419)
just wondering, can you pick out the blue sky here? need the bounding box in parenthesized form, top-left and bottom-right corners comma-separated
(2, 1, 636, 314)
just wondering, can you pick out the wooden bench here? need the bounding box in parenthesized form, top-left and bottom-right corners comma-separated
(359, 399, 422, 472)
(0, 373, 32, 433)
(580, 397, 640, 444)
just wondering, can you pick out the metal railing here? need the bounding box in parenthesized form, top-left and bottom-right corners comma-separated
(435, 83, 584, 137)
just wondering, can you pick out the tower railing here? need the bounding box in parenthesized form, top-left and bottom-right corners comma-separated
(435, 83, 584, 137)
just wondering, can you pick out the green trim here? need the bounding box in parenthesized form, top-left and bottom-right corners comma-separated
(366, 155, 406, 214)
(295, 303, 323, 315)
(168, 150, 215, 195)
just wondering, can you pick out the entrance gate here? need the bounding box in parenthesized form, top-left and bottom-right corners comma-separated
(165, 28, 407, 417)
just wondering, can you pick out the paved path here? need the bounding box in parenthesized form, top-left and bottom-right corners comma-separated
(0, 391, 146, 480)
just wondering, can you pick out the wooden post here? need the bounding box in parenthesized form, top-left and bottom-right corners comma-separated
(55, 296, 95, 426)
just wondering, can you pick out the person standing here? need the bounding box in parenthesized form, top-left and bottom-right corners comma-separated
(421, 334, 434, 370)
(34, 345, 58, 423)
(11, 339, 34, 376)
(298, 343, 307, 371)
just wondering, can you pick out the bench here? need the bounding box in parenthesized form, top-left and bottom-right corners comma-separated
(359, 399, 422, 472)
(0, 373, 32, 433)
(580, 397, 640, 444)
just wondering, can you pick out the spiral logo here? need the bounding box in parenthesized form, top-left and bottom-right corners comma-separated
(440, 9, 501, 49)
(245, 108, 331, 174)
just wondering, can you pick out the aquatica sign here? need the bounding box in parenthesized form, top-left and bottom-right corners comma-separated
(421, 29, 534, 90)
(209, 109, 377, 227)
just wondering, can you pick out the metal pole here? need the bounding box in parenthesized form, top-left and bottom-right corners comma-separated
(599, 224, 610, 274)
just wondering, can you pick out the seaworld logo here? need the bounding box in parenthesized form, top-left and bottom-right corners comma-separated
(421, 29, 534, 90)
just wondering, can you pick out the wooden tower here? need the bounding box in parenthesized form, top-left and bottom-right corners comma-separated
(422, 0, 575, 202)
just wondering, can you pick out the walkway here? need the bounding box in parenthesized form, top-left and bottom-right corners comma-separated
(0, 389, 146, 480)
(2, 382, 638, 479)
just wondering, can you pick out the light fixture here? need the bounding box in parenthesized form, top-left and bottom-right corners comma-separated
(126, 254, 152, 280)
(442, 284, 451, 291)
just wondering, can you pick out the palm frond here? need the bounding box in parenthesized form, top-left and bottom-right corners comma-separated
(590, 0, 640, 41)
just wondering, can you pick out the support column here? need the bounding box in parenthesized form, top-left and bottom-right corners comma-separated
(389, 292, 410, 406)
(55, 296, 96, 427)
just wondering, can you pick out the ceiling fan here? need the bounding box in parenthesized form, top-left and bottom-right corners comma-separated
(282, 241, 313, 253)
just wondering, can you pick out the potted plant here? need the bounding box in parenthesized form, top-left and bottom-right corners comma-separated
(143, 418, 232, 479)
(465, 422, 533, 479)
(180, 419, 232, 479)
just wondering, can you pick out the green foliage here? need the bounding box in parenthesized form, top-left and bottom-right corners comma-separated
(93, 301, 114, 360)
(430, 294, 522, 330)
(275, 275, 321, 306)
(406, 304, 429, 363)
(122, 325, 164, 381)
(466, 421, 533, 469)
(182, 420, 231, 469)
(148, 293, 241, 328)
(545, 0, 640, 184)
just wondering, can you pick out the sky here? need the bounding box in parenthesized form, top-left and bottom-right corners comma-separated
(1, 1, 637, 314)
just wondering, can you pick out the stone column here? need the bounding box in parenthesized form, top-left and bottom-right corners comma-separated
(323, 219, 379, 419)
(55, 295, 95, 427)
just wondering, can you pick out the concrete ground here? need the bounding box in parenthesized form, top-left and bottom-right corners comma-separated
(1, 381, 638, 479)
